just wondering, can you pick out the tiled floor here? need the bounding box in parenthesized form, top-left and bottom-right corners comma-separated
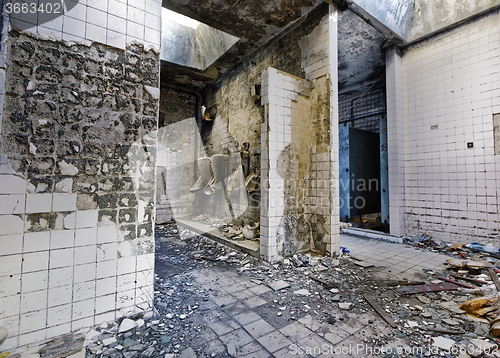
(341, 234, 449, 280)
(183, 234, 450, 357)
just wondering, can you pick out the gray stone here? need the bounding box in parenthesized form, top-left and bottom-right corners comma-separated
(268, 280, 290, 291)
(178, 347, 197, 358)
(227, 342, 236, 357)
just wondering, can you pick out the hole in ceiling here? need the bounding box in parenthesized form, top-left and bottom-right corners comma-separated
(161, 8, 240, 71)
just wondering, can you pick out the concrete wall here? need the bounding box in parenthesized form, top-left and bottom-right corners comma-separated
(408, 0, 500, 42)
(400, 11, 500, 244)
(0, 0, 161, 349)
(160, 14, 239, 70)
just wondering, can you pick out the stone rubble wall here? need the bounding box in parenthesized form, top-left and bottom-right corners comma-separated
(0, 31, 159, 349)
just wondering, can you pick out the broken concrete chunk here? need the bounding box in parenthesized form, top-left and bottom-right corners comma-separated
(470, 338, 498, 353)
(58, 160, 79, 176)
(39, 333, 84, 358)
(118, 318, 137, 333)
(143, 85, 160, 100)
(422, 312, 433, 318)
(442, 318, 460, 326)
(439, 301, 465, 314)
(293, 289, 310, 296)
(431, 336, 456, 351)
(268, 280, 290, 291)
(446, 258, 489, 269)
(338, 302, 352, 310)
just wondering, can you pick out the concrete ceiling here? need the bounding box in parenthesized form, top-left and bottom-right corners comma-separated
(161, 0, 388, 97)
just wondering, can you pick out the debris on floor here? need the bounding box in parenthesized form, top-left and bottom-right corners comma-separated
(7, 222, 500, 357)
(76, 226, 500, 357)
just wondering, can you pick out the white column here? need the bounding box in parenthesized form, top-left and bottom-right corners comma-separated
(329, 4, 340, 255)
(386, 48, 406, 237)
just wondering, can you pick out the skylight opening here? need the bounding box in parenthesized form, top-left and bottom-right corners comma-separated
(162, 8, 201, 30)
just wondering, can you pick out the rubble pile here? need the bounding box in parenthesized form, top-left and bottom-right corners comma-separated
(75, 223, 500, 357)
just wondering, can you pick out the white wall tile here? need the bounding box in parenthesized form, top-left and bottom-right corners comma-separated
(24, 232, 51, 253)
(74, 245, 96, 265)
(20, 290, 47, 314)
(85, 23, 107, 44)
(19, 310, 47, 334)
(107, 29, 126, 50)
(0, 195, 26, 215)
(49, 248, 74, 269)
(96, 294, 115, 315)
(65, 0, 87, 22)
(62, 16, 86, 37)
(72, 299, 95, 320)
(108, 14, 127, 34)
(0, 275, 21, 298)
(73, 262, 96, 283)
(0, 234, 23, 256)
(96, 276, 116, 297)
(47, 304, 72, 326)
(0, 176, 26, 194)
(75, 210, 98, 228)
(26, 193, 52, 213)
(86, 7, 108, 27)
(73, 281, 96, 302)
(87, 0, 108, 12)
(109, 0, 127, 19)
(75, 227, 97, 247)
(50, 230, 74, 249)
(52, 193, 77, 212)
(48, 266, 73, 288)
(0, 215, 24, 235)
(47, 285, 72, 307)
(97, 225, 118, 244)
(22, 251, 49, 273)
(97, 259, 117, 279)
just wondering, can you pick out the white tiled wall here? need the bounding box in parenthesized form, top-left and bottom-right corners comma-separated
(400, 10, 500, 244)
(259, 6, 340, 261)
(328, 4, 340, 255)
(0, 173, 155, 349)
(0, 0, 160, 348)
(7, 0, 161, 51)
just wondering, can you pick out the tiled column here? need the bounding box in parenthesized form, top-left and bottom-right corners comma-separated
(386, 48, 406, 237)
(260, 68, 284, 263)
(328, 4, 340, 255)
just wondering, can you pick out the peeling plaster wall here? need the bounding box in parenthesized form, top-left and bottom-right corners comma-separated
(201, 5, 330, 226)
(0, 30, 159, 348)
(408, 0, 500, 42)
(401, 11, 500, 244)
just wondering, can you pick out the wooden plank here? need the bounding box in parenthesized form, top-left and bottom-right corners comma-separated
(438, 277, 477, 289)
(394, 282, 459, 295)
(450, 274, 488, 285)
(488, 268, 500, 291)
(363, 294, 397, 328)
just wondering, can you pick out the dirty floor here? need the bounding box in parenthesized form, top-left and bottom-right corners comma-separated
(76, 224, 500, 358)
